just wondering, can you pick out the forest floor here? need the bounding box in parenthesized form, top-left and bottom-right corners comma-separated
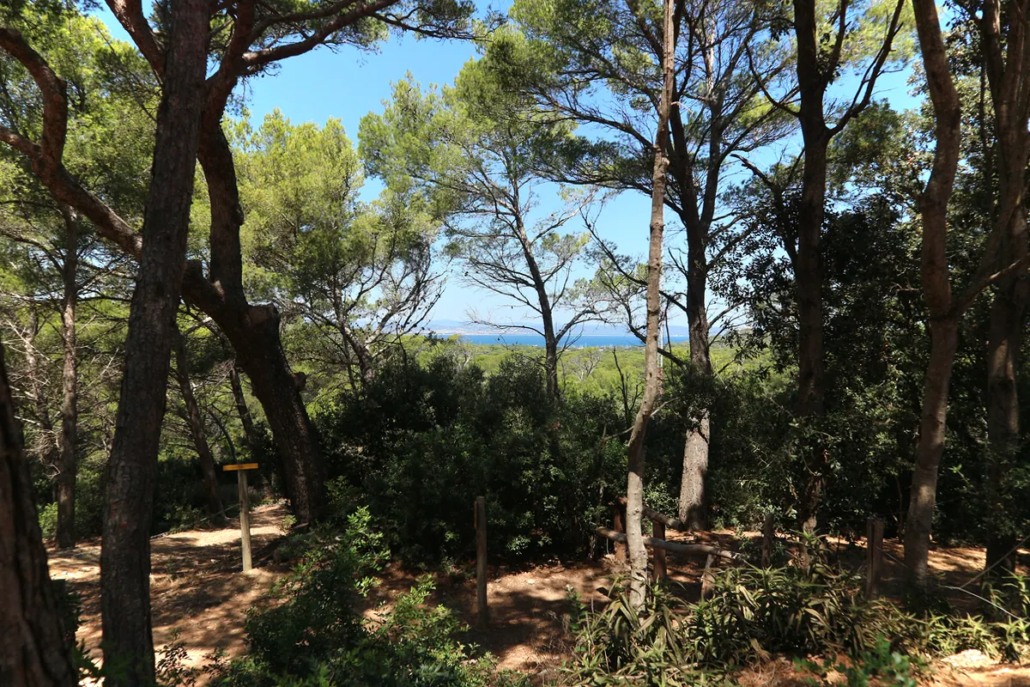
(46, 503, 1030, 686)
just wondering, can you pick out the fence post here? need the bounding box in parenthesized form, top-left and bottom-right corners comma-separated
(653, 520, 667, 582)
(223, 463, 258, 572)
(761, 513, 775, 568)
(613, 502, 627, 562)
(475, 496, 489, 627)
(865, 517, 884, 599)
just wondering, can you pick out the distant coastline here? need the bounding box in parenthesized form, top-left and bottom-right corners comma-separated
(455, 333, 690, 348)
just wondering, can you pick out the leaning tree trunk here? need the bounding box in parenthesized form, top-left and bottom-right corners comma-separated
(0, 342, 77, 686)
(678, 248, 712, 528)
(99, 5, 209, 684)
(625, 0, 675, 610)
(191, 125, 325, 523)
(173, 329, 224, 520)
(56, 206, 78, 550)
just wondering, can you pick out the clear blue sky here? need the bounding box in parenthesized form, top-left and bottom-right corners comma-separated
(96, 6, 921, 325)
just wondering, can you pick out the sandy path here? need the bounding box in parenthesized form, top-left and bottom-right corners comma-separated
(47, 502, 289, 673)
(46, 510, 1030, 684)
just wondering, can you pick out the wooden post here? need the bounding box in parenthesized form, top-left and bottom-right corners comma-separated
(475, 496, 489, 627)
(224, 463, 258, 573)
(865, 517, 884, 599)
(613, 502, 626, 562)
(762, 513, 775, 567)
(652, 520, 667, 582)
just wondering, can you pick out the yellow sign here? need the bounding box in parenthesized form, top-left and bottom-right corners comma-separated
(223, 463, 259, 471)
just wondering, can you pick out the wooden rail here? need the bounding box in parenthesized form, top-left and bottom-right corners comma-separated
(616, 496, 695, 534)
(595, 527, 741, 561)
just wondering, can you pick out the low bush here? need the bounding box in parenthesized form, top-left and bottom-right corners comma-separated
(209, 508, 526, 687)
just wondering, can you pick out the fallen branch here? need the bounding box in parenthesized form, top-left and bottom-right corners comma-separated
(595, 527, 741, 561)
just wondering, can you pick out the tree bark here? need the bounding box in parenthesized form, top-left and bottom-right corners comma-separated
(173, 328, 224, 520)
(904, 0, 962, 583)
(625, 0, 675, 610)
(99, 5, 210, 683)
(56, 205, 78, 550)
(984, 215, 1028, 573)
(678, 224, 712, 528)
(905, 317, 959, 581)
(0, 342, 76, 687)
(679, 414, 709, 529)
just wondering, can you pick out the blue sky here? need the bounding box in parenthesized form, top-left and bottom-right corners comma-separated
(96, 5, 922, 324)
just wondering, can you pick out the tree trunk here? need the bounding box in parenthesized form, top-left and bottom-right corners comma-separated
(228, 360, 261, 458)
(0, 342, 76, 687)
(173, 329, 224, 520)
(980, 4, 1030, 575)
(984, 213, 1029, 575)
(190, 125, 325, 523)
(625, 0, 675, 610)
(905, 317, 959, 581)
(56, 206, 78, 550)
(678, 226, 712, 529)
(792, 0, 831, 533)
(904, 0, 962, 582)
(99, 5, 209, 683)
(678, 414, 709, 529)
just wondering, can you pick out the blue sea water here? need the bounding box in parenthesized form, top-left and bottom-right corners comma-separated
(459, 334, 689, 348)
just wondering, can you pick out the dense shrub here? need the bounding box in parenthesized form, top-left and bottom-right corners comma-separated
(315, 357, 627, 564)
(211, 508, 526, 687)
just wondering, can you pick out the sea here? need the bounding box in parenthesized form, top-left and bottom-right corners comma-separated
(458, 334, 690, 348)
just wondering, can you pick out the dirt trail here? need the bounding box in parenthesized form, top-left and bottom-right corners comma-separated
(47, 502, 289, 672)
(47, 511, 1030, 685)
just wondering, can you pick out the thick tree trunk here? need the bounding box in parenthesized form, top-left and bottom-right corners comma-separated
(794, 141, 829, 533)
(99, 6, 209, 684)
(905, 317, 959, 581)
(625, 0, 674, 610)
(227, 309, 324, 522)
(56, 206, 78, 550)
(678, 414, 709, 529)
(190, 126, 325, 523)
(173, 330, 224, 520)
(0, 342, 76, 687)
(678, 230, 712, 529)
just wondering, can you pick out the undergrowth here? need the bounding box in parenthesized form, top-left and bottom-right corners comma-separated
(559, 543, 1030, 686)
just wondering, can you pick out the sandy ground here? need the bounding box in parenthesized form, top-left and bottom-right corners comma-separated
(46, 508, 1030, 685)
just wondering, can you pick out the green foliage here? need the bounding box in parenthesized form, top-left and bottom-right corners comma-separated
(317, 355, 626, 564)
(559, 584, 735, 686)
(38, 501, 58, 539)
(796, 636, 927, 687)
(211, 508, 525, 687)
